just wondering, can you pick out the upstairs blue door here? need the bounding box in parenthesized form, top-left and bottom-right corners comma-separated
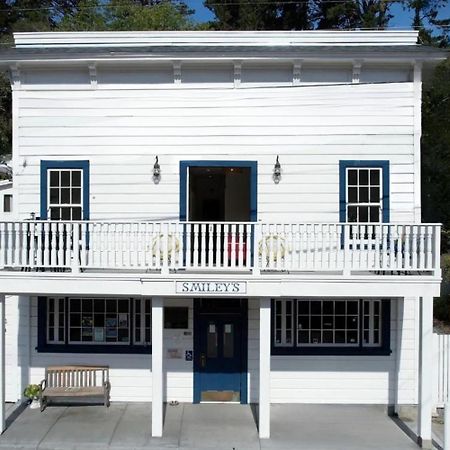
(194, 299, 248, 403)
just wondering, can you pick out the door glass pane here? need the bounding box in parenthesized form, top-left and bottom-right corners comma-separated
(223, 323, 234, 358)
(207, 322, 217, 358)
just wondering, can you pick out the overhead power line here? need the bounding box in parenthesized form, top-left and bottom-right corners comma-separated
(0, 0, 411, 14)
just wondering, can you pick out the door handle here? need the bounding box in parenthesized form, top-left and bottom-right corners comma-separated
(200, 353, 206, 368)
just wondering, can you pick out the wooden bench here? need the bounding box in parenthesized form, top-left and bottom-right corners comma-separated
(39, 365, 111, 412)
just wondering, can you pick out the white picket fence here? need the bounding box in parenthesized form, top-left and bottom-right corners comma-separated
(433, 333, 450, 409)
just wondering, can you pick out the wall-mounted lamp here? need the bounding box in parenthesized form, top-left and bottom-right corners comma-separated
(153, 156, 161, 183)
(273, 155, 281, 184)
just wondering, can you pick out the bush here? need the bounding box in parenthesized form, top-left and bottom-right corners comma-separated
(442, 253, 450, 282)
(442, 229, 450, 254)
(435, 296, 450, 322)
(23, 384, 40, 400)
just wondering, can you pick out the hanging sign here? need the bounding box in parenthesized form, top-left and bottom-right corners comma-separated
(175, 281, 247, 295)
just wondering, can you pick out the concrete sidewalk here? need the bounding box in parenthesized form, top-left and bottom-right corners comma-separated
(0, 403, 423, 450)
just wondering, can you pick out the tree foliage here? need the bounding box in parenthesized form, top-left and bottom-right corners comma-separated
(58, 0, 195, 32)
(421, 59, 450, 229)
(314, 0, 392, 29)
(204, 0, 310, 30)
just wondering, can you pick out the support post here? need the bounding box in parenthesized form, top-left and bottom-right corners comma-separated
(259, 297, 271, 438)
(72, 223, 80, 274)
(152, 296, 164, 437)
(418, 295, 433, 449)
(0, 295, 5, 433)
(445, 399, 450, 450)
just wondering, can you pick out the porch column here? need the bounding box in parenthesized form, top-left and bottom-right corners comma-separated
(259, 297, 271, 439)
(152, 296, 164, 437)
(0, 295, 5, 433)
(418, 295, 433, 449)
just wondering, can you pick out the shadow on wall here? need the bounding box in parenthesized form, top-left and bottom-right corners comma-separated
(15, 297, 406, 409)
(248, 298, 405, 409)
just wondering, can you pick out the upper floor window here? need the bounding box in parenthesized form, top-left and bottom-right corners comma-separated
(272, 298, 390, 355)
(346, 168, 382, 223)
(40, 161, 89, 220)
(48, 169, 83, 220)
(339, 161, 390, 223)
(3, 194, 12, 213)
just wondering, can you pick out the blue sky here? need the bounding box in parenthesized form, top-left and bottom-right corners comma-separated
(185, 0, 450, 30)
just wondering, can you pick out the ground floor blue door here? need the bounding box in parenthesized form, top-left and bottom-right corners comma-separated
(193, 299, 248, 403)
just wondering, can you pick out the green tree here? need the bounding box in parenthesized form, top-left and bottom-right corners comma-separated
(403, 0, 449, 46)
(58, 0, 195, 32)
(314, 0, 392, 30)
(421, 59, 450, 231)
(57, 0, 109, 31)
(205, 0, 311, 30)
(107, 0, 194, 31)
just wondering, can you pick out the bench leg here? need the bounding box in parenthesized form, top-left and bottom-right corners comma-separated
(104, 387, 110, 408)
(40, 396, 47, 412)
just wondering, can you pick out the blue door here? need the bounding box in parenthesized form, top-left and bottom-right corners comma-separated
(194, 299, 248, 403)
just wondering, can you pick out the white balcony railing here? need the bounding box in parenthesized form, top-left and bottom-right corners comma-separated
(0, 221, 442, 277)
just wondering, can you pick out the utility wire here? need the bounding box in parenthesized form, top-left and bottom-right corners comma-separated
(0, 0, 411, 13)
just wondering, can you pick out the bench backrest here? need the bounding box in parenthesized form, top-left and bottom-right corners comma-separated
(45, 366, 109, 388)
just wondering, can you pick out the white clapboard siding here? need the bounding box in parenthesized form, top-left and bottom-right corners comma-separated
(27, 296, 419, 404)
(248, 297, 418, 405)
(16, 81, 416, 224)
(28, 297, 194, 403)
(432, 333, 450, 409)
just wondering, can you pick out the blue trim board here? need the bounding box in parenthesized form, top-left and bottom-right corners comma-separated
(179, 160, 258, 222)
(270, 299, 391, 356)
(40, 160, 90, 220)
(339, 160, 390, 223)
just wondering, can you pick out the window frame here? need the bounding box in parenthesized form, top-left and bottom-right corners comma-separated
(271, 298, 391, 356)
(40, 160, 90, 220)
(37, 297, 152, 354)
(339, 160, 390, 224)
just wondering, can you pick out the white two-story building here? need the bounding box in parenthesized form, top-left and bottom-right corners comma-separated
(0, 30, 446, 448)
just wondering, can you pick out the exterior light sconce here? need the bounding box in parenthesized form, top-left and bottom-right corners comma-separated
(153, 156, 161, 184)
(273, 155, 281, 184)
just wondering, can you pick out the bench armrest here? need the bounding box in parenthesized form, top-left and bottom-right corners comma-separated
(39, 379, 47, 392)
(103, 380, 111, 391)
(39, 379, 47, 395)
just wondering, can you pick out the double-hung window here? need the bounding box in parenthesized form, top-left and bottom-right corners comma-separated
(48, 169, 83, 220)
(346, 168, 382, 223)
(340, 161, 390, 224)
(41, 161, 89, 220)
(272, 298, 389, 355)
(3, 194, 12, 213)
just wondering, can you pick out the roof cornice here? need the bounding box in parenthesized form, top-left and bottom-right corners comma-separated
(13, 30, 421, 48)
